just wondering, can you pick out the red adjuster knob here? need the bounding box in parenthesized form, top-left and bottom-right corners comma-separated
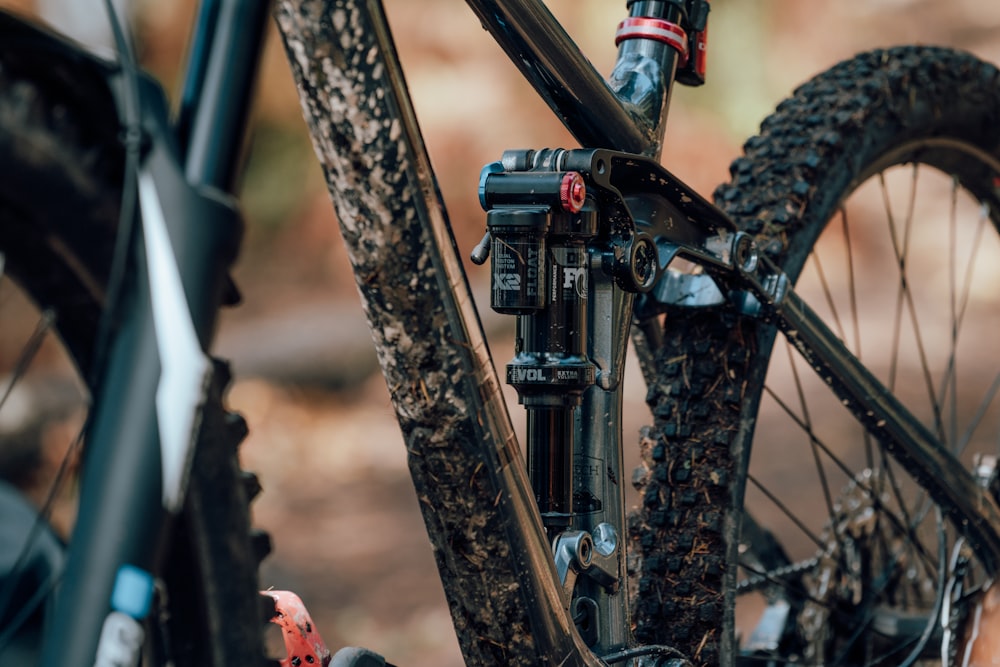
(615, 17, 689, 65)
(559, 172, 586, 213)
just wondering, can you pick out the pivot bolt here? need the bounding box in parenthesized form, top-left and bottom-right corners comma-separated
(630, 234, 659, 292)
(734, 233, 759, 273)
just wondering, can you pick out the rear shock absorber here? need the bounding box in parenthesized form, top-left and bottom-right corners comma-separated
(477, 150, 597, 535)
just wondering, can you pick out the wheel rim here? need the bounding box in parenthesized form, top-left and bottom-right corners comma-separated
(737, 143, 1000, 665)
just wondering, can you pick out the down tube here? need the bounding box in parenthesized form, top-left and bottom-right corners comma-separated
(273, 1, 601, 665)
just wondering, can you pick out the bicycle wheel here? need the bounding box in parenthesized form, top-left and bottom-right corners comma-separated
(631, 46, 1000, 666)
(0, 37, 269, 666)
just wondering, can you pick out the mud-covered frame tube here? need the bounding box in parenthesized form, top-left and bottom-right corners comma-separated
(275, 0, 600, 664)
(275, 0, 685, 663)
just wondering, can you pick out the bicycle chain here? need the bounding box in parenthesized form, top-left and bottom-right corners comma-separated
(737, 555, 821, 594)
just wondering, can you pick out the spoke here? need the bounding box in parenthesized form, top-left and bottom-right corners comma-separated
(0, 422, 84, 642)
(936, 205, 989, 452)
(901, 258, 947, 443)
(0, 309, 56, 412)
(831, 621, 924, 667)
(869, 460, 906, 590)
(837, 206, 876, 471)
(881, 170, 912, 392)
(0, 302, 81, 647)
(762, 385, 940, 575)
(902, 193, 993, 520)
(880, 168, 917, 393)
(810, 249, 847, 344)
(748, 473, 828, 553)
(887, 273, 906, 392)
(839, 205, 863, 358)
(878, 171, 946, 441)
(878, 453, 936, 581)
(954, 205, 989, 334)
(784, 342, 843, 556)
(955, 370, 1000, 457)
(764, 385, 874, 491)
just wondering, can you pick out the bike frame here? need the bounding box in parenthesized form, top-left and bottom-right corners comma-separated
(273, 0, 691, 661)
(19, 0, 1000, 664)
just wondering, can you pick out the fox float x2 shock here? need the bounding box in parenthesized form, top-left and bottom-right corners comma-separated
(477, 145, 1000, 655)
(474, 146, 773, 652)
(482, 155, 596, 533)
(474, 148, 667, 649)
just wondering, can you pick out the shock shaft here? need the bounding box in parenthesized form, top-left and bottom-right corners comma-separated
(527, 407, 575, 535)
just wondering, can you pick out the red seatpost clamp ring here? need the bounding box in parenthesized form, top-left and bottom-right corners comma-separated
(614, 17, 689, 66)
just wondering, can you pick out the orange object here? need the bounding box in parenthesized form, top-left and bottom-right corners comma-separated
(264, 590, 332, 667)
(956, 582, 1000, 666)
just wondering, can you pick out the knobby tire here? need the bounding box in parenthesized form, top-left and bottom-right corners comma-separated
(631, 45, 1000, 666)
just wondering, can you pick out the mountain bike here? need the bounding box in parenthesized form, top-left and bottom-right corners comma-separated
(1, 0, 999, 665)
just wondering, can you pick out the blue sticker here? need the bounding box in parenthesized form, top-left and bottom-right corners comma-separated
(111, 564, 154, 619)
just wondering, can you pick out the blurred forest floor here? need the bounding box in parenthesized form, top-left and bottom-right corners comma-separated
(3, 1, 1000, 664)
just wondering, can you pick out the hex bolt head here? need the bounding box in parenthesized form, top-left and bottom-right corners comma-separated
(734, 233, 759, 273)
